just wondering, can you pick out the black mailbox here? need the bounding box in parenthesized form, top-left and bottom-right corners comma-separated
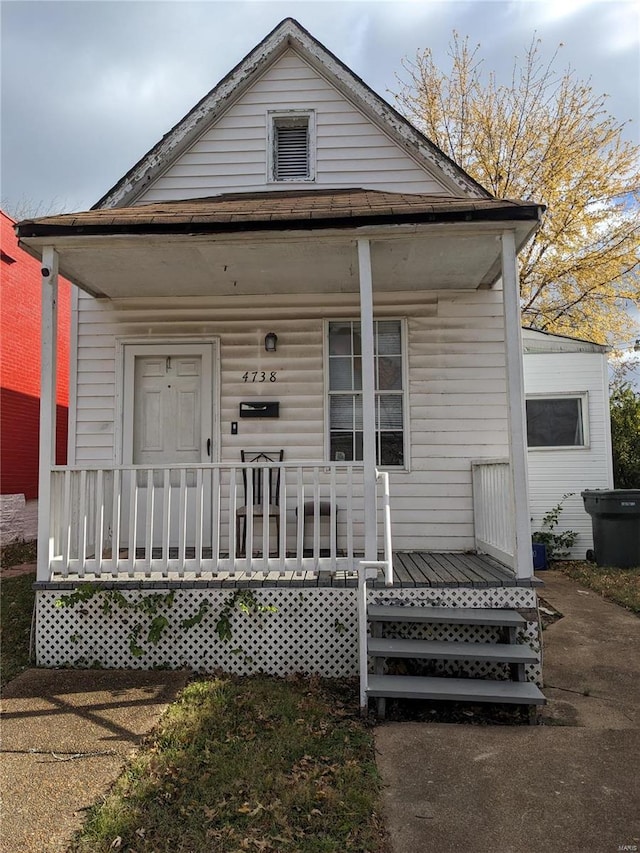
(239, 401, 280, 418)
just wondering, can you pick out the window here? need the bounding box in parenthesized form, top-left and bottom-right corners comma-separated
(327, 320, 405, 466)
(268, 111, 315, 182)
(526, 395, 588, 448)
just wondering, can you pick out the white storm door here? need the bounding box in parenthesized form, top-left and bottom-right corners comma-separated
(122, 343, 214, 551)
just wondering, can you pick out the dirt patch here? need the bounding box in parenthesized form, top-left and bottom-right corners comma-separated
(1, 540, 37, 569)
(538, 595, 563, 629)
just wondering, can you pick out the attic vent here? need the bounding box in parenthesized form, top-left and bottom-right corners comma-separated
(269, 111, 315, 182)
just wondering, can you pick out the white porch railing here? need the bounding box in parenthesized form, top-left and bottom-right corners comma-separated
(471, 459, 516, 569)
(358, 468, 394, 710)
(359, 469, 393, 586)
(48, 462, 372, 579)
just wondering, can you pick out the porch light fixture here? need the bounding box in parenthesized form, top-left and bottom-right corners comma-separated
(264, 332, 278, 352)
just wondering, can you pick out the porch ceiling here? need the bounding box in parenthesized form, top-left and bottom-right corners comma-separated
(16, 189, 542, 299)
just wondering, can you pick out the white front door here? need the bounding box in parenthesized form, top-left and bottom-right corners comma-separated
(122, 342, 215, 550)
(133, 355, 204, 468)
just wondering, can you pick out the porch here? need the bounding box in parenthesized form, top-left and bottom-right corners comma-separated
(20, 190, 542, 590)
(34, 552, 541, 682)
(35, 551, 534, 590)
(41, 458, 520, 584)
(22, 192, 544, 708)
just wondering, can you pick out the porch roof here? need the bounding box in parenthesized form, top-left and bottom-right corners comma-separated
(16, 189, 543, 299)
(17, 188, 541, 237)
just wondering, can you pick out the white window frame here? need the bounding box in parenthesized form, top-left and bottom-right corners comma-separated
(323, 317, 409, 470)
(267, 109, 316, 183)
(525, 392, 590, 451)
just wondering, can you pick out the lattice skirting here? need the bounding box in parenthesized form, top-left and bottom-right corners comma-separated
(35, 586, 542, 686)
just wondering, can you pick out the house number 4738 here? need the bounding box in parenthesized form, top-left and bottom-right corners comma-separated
(242, 371, 277, 382)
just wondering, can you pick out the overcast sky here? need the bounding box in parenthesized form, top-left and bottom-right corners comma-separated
(1, 0, 639, 216)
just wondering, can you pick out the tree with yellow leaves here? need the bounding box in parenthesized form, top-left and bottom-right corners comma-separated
(395, 35, 640, 344)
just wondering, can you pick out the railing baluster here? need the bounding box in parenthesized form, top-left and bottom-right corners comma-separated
(195, 467, 203, 576)
(329, 465, 337, 574)
(61, 470, 71, 578)
(296, 466, 304, 571)
(178, 468, 187, 573)
(262, 466, 269, 576)
(228, 467, 237, 574)
(111, 469, 121, 576)
(346, 465, 354, 562)
(79, 469, 87, 577)
(279, 468, 286, 575)
(312, 467, 320, 570)
(145, 468, 154, 577)
(162, 469, 171, 577)
(211, 467, 220, 569)
(245, 467, 253, 575)
(128, 468, 137, 577)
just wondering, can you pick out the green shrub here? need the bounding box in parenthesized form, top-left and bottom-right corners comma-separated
(532, 494, 579, 560)
(610, 380, 640, 488)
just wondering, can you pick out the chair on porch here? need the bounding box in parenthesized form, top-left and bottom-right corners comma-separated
(296, 500, 339, 556)
(236, 450, 284, 557)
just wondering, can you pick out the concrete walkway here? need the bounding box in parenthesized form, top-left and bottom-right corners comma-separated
(375, 570, 640, 853)
(1, 669, 189, 852)
(2, 570, 639, 852)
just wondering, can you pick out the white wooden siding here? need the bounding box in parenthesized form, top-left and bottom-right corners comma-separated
(523, 351, 613, 557)
(138, 50, 447, 202)
(73, 288, 508, 552)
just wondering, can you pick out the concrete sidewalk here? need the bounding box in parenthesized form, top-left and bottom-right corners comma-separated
(375, 570, 640, 853)
(2, 571, 638, 852)
(1, 669, 189, 852)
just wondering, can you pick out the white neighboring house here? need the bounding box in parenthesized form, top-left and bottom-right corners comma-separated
(16, 18, 547, 712)
(523, 328, 613, 558)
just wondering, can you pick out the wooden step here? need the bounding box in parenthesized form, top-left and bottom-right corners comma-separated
(367, 605, 526, 627)
(367, 637, 539, 664)
(366, 674, 545, 705)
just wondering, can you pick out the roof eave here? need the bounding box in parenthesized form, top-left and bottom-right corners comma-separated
(17, 205, 542, 241)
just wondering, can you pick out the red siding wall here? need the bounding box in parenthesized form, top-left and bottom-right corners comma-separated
(1, 210, 71, 499)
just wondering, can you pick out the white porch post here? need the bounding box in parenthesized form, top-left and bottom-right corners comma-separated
(357, 238, 377, 561)
(37, 247, 59, 582)
(357, 237, 377, 713)
(501, 231, 533, 579)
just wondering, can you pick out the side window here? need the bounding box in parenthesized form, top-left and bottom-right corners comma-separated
(526, 395, 588, 448)
(268, 111, 315, 182)
(327, 320, 405, 466)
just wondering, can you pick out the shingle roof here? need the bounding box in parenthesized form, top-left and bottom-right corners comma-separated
(16, 189, 542, 238)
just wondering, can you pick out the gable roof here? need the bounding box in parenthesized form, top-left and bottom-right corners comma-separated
(94, 18, 491, 210)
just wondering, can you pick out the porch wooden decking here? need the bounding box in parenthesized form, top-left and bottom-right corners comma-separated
(38, 551, 540, 589)
(387, 551, 540, 588)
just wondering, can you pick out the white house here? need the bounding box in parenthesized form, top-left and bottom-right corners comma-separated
(16, 19, 545, 714)
(523, 328, 613, 558)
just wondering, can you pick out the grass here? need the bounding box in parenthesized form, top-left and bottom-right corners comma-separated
(554, 560, 640, 614)
(0, 571, 36, 686)
(71, 676, 389, 853)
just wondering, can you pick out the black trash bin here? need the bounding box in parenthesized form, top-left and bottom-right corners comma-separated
(581, 490, 640, 568)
